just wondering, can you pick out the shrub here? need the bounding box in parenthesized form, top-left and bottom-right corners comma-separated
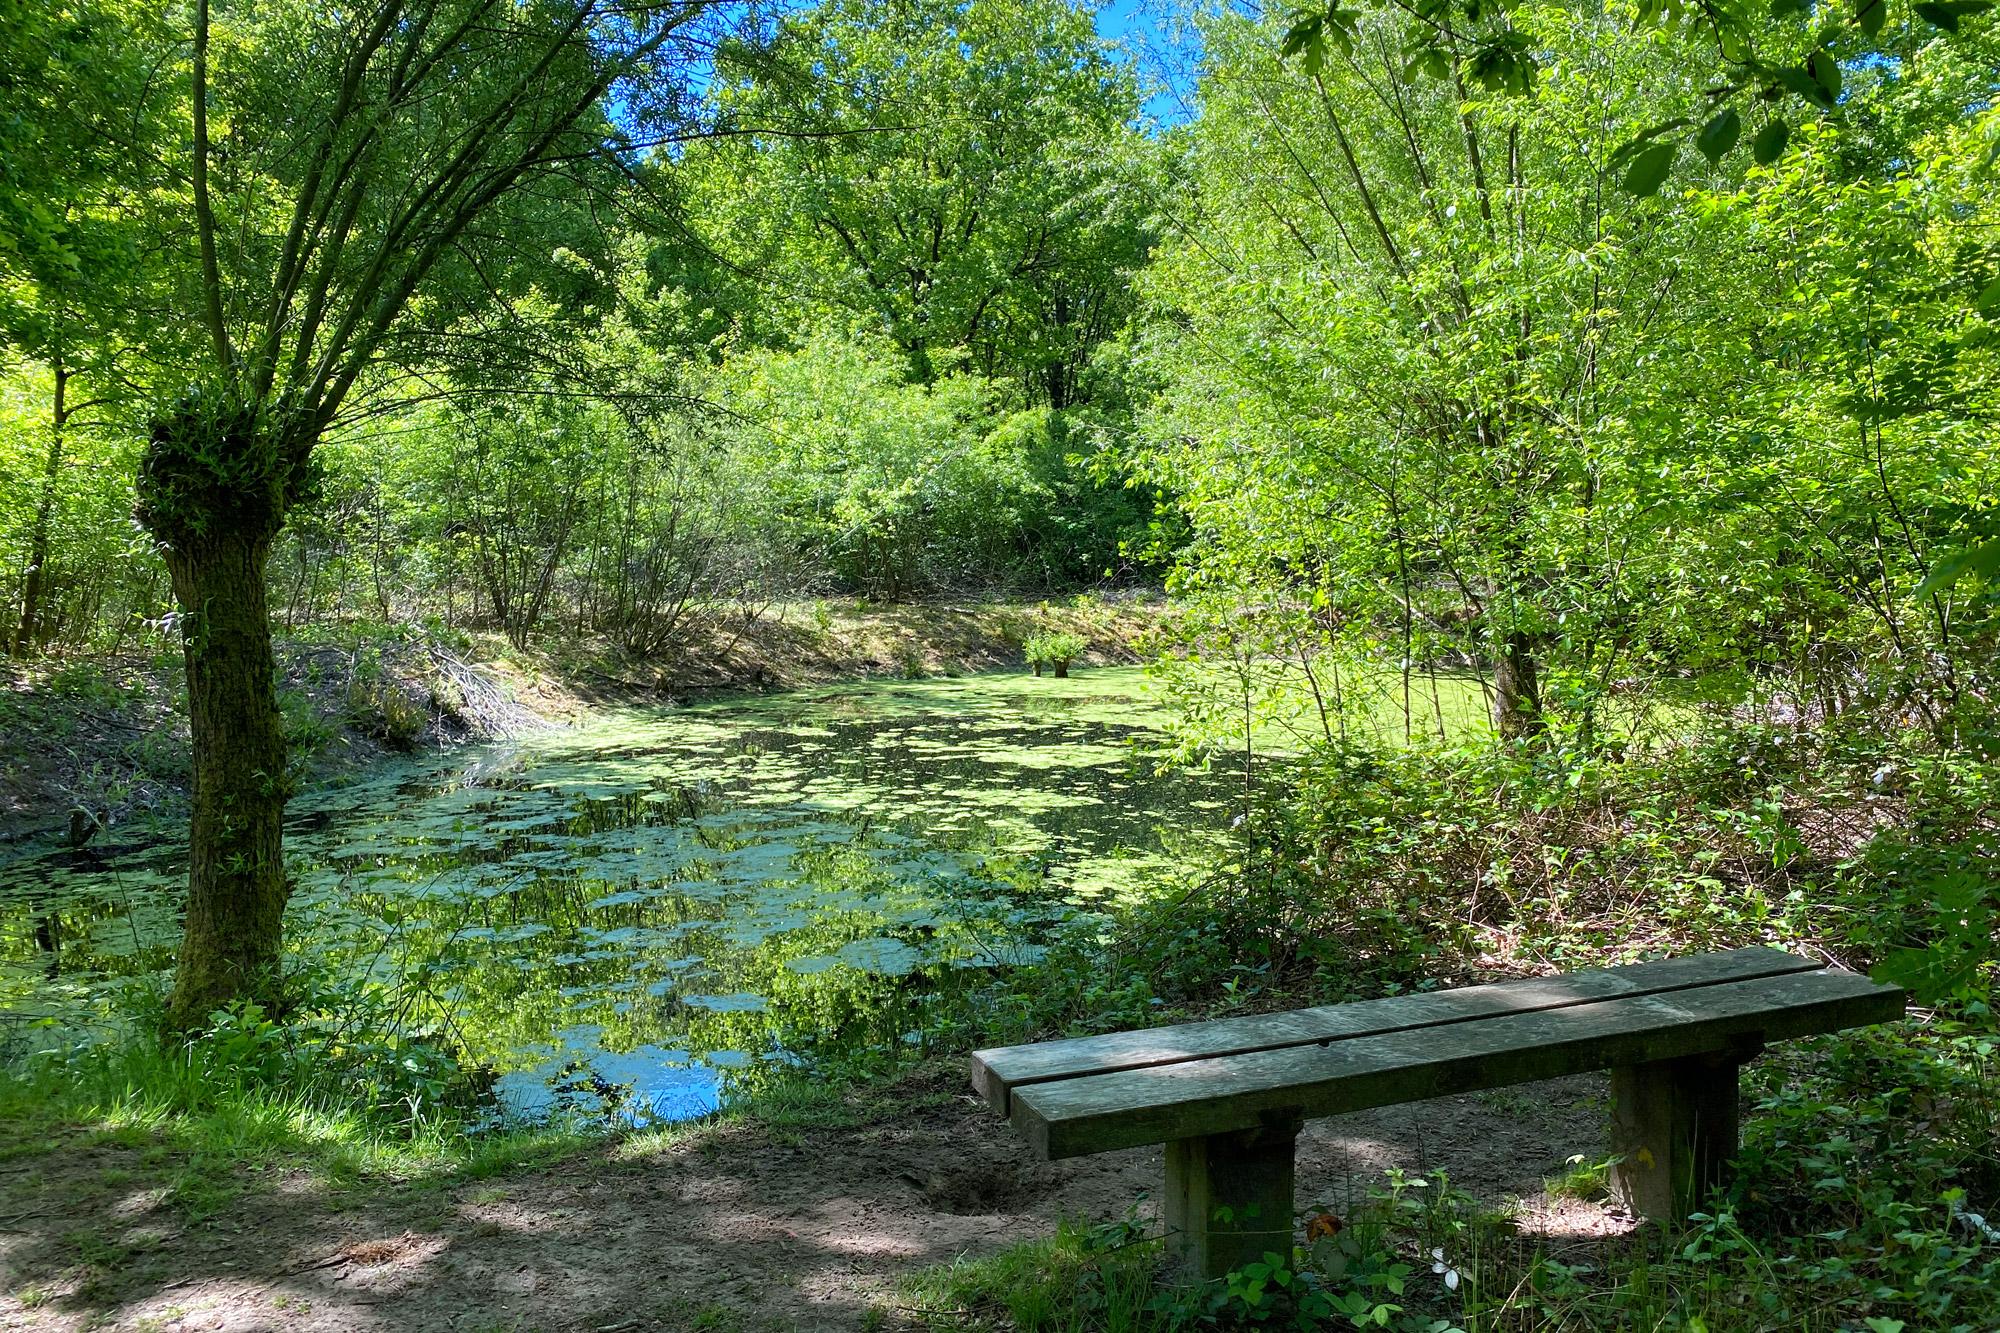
(1026, 630, 1088, 677)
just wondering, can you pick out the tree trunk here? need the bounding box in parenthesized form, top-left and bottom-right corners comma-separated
(13, 361, 69, 657)
(159, 524, 291, 1024)
(1491, 629, 1543, 739)
(137, 397, 300, 1028)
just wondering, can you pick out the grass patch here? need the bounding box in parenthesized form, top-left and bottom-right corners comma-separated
(0, 1010, 895, 1219)
(734, 1076, 861, 1130)
(1543, 1154, 1612, 1203)
(904, 1217, 1170, 1333)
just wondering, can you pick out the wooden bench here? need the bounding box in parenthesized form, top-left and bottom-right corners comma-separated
(971, 948, 1904, 1278)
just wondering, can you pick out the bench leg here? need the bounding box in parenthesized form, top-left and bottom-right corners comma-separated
(1610, 1040, 1760, 1223)
(1164, 1110, 1301, 1281)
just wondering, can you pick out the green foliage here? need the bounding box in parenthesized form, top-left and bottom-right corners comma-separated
(1139, 1, 2000, 760)
(0, 367, 166, 654)
(912, 1115, 2000, 1330)
(903, 1213, 1168, 1332)
(1, 0, 1161, 665)
(700, 0, 1146, 400)
(1026, 631, 1089, 671)
(648, 0, 1162, 599)
(707, 335, 1146, 598)
(1288, 0, 2000, 193)
(714, 333, 1022, 599)
(26, 969, 492, 1135)
(1722, 1026, 2000, 1324)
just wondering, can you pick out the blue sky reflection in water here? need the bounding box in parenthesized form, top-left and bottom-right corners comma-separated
(1, 669, 1253, 1129)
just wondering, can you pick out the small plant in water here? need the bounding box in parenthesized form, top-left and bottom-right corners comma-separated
(1025, 631, 1087, 678)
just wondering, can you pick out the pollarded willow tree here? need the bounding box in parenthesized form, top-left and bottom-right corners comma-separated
(1131, 2, 1751, 739)
(137, 0, 728, 1026)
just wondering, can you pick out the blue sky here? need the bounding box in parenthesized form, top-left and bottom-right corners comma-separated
(617, 0, 1203, 140)
(1094, 0, 1154, 42)
(1093, 0, 1203, 125)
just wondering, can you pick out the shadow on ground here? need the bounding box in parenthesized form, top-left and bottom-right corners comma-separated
(0, 1067, 1631, 1333)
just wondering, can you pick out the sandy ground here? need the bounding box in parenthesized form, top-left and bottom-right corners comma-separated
(0, 1066, 1634, 1333)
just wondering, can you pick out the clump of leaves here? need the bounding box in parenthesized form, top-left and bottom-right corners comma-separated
(1025, 631, 1088, 677)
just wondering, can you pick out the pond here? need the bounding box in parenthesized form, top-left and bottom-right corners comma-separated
(0, 669, 1259, 1125)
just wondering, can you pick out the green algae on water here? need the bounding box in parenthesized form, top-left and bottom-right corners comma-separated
(0, 668, 1253, 1125)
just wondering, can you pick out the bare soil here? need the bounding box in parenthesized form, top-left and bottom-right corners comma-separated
(0, 1065, 1633, 1333)
(564, 596, 1164, 699)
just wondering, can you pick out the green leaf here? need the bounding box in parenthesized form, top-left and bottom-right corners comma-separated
(1774, 65, 1836, 108)
(1465, 31, 1539, 94)
(1280, 14, 1325, 72)
(1403, 44, 1452, 81)
(1914, 537, 2000, 596)
(1977, 277, 2000, 312)
(1915, 0, 1993, 30)
(1695, 108, 1742, 164)
(1622, 141, 1678, 196)
(1609, 118, 1691, 170)
(1856, 0, 1887, 37)
(1752, 118, 1791, 164)
(1871, 945, 1983, 1007)
(1809, 49, 1843, 100)
(1771, 0, 1812, 15)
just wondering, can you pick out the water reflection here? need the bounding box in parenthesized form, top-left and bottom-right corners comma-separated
(1, 670, 1251, 1123)
(491, 1025, 725, 1124)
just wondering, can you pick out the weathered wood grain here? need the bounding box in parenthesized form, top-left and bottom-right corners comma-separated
(971, 947, 1822, 1113)
(1611, 1047, 1751, 1222)
(1010, 968, 1903, 1159)
(1165, 1115, 1300, 1280)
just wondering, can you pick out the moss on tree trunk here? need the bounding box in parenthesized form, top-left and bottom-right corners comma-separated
(138, 394, 300, 1027)
(159, 528, 290, 1023)
(1491, 630, 1543, 740)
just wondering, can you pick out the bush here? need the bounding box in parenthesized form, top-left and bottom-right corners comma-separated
(1027, 630, 1089, 677)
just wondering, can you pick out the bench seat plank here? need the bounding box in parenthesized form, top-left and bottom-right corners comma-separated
(973, 947, 1822, 1114)
(1011, 968, 1902, 1159)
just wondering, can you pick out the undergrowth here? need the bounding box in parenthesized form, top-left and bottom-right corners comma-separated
(0, 961, 861, 1207)
(922, 703, 2000, 1332)
(906, 1052, 2000, 1331)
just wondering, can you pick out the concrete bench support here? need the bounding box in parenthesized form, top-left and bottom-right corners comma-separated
(1164, 1110, 1302, 1279)
(1610, 1039, 1760, 1220)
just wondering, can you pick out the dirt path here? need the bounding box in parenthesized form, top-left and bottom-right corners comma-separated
(0, 1068, 1631, 1333)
